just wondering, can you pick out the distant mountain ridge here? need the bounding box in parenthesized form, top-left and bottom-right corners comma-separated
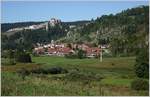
(1, 20, 90, 32)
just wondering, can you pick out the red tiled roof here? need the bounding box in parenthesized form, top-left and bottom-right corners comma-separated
(61, 47, 72, 54)
(47, 47, 72, 54)
(36, 48, 45, 53)
(85, 47, 101, 55)
(48, 48, 56, 53)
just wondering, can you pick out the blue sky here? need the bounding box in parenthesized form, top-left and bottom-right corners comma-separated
(1, 1, 149, 23)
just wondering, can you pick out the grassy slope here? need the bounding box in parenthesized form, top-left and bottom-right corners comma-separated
(1, 56, 149, 96)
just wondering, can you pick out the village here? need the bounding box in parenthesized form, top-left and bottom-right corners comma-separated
(33, 40, 109, 58)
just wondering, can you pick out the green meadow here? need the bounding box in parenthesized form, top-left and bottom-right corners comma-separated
(1, 56, 149, 96)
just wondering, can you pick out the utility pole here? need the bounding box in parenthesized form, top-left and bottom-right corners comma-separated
(97, 28, 102, 62)
(100, 45, 102, 62)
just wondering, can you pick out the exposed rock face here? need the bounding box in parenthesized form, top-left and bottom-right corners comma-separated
(6, 18, 62, 32)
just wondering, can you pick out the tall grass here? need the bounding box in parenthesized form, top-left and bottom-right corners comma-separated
(1, 56, 149, 96)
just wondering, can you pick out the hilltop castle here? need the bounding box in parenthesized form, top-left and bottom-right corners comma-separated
(46, 18, 61, 31)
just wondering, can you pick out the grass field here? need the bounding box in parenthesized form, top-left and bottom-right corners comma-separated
(32, 56, 136, 78)
(1, 56, 149, 96)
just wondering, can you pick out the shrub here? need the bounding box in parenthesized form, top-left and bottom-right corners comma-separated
(46, 67, 68, 74)
(111, 63, 115, 66)
(1, 50, 7, 58)
(7, 50, 15, 59)
(65, 70, 84, 81)
(30, 67, 68, 74)
(95, 73, 104, 79)
(77, 49, 86, 59)
(30, 68, 46, 74)
(15, 52, 32, 63)
(47, 67, 62, 74)
(7, 59, 16, 65)
(65, 70, 103, 81)
(135, 47, 149, 78)
(17, 68, 30, 80)
(61, 68, 68, 74)
(103, 52, 113, 58)
(2, 50, 16, 65)
(131, 79, 149, 90)
(2, 59, 16, 66)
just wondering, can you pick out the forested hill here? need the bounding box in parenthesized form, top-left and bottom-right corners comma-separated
(59, 5, 149, 56)
(1, 5, 149, 56)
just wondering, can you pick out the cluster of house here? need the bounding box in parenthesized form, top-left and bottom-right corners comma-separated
(33, 42, 105, 58)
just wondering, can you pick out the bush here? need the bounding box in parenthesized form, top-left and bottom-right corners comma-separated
(2, 50, 14, 58)
(15, 52, 32, 63)
(65, 70, 103, 81)
(1, 50, 16, 65)
(30, 68, 46, 74)
(60, 68, 68, 74)
(77, 49, 86, 59)
(46, 67, 68, 74)
(2, 58, 16, 66)
(47, 67, 63, 74)
(30, 67, 68, 74)
(131, 79, 149, 90)
(111, 63, 115, 66)
(65, 70, 84, 81)
(135, 47, 149, 78)
(7, 59, 16, 65)
(17, 68, 30, 80)
(103, 52, 113, 58)
(7, 50, 15, 59)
